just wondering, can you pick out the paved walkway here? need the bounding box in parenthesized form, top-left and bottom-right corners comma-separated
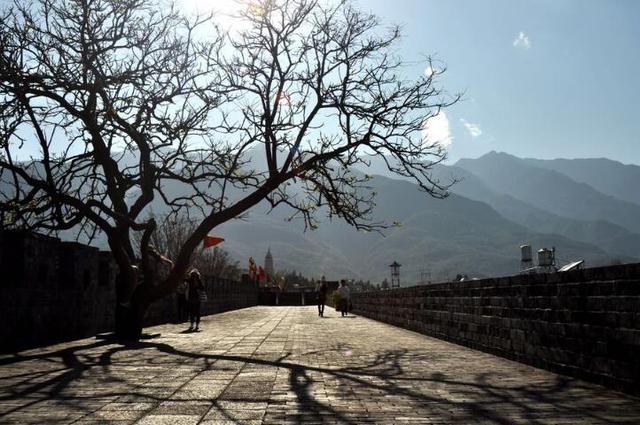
(1, 306, 639, 424)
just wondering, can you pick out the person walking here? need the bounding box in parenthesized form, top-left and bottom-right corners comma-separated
(186, 269, 205, 331)
(317, 276, 328, 317)
(337, 279, 351, 317)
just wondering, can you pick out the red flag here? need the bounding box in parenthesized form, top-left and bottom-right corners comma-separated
(203, 235, 224, 248)
(258, 266, 266, 282)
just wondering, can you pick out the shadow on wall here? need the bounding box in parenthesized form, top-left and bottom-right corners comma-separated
(1, 337, 639, 423)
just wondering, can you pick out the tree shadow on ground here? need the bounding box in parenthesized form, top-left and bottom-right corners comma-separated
(1, 338, 639, 424)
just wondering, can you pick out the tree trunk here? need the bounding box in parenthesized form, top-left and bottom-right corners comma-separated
(114, 275, 151, 341)
(115, 299, 147, 340)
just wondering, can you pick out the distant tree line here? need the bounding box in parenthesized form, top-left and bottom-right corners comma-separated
(135, 213, 241, 280)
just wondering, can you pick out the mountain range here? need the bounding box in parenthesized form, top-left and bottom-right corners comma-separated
(11, 150, 639, 285)
(203, 151, 640, 284)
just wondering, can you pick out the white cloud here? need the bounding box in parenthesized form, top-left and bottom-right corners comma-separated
(422, 111, 452, 147)
(513, 31, 531, 49)
(460, 118, 482, 138)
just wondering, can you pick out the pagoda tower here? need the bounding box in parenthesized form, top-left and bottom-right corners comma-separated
(264, 248, 274, 277)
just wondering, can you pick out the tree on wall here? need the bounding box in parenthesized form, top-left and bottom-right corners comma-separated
(135, 213, 241, 280)
(0, 0, 459, 339)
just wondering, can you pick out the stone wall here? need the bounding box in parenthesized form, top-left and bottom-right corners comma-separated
(0, 230, 258, 352)
(352, 264, 640, 394)
(145, 275, 258, 326)
(258, 289, 316, 306)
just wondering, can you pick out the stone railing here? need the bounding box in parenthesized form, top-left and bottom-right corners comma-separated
(352, 263, 640, 394)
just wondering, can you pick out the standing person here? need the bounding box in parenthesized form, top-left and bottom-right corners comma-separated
(317, 276, 328, 317)
(186, 269, 204, 331)
(337, 279, 351, 317)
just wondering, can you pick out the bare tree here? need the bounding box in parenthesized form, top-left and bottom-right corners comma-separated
(0, 0, 459, 339)
(137, 213, 241, 280)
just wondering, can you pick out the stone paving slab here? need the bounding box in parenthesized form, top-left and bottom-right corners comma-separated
(1, 306, 639, 424)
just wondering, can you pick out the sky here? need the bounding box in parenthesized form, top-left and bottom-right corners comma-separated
(6, 0, 640, 165)
(178, 0, 640, 164)
(351, 0, 640, 164)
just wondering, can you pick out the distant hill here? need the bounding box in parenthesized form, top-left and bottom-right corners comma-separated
(522, 157, 640, 206)
(429, 164, 640, 259)
(200, 175, 615, 283)
(356, 155, 640, 259)
(456, 151, 640, 234)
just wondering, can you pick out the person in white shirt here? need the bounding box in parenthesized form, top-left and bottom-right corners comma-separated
(337, 280, 351, 317)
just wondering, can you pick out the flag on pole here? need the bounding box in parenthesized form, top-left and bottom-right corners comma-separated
(258, 266, 266, 282)
(203, 235, 225, 248)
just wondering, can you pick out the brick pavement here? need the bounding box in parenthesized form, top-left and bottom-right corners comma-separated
(1, 306, 639, 424)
